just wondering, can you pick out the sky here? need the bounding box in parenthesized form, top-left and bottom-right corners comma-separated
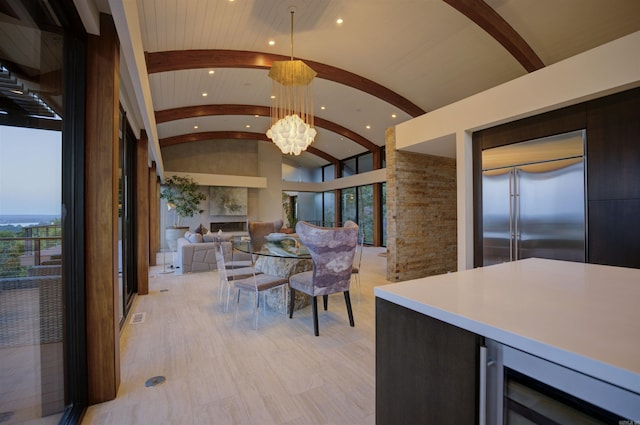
(0, 125, 62, 216)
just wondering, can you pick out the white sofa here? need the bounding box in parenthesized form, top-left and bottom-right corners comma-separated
(175, 232, 251, 274)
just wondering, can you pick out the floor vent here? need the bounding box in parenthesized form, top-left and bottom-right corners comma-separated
(145, 375, 166, 387)
(130, 312, 146, 324)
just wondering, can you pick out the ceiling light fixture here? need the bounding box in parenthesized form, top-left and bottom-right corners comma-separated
(266, 7, 317, 155)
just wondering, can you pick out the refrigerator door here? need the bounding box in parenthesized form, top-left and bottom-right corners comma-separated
(482, 169, 514, 266)
(516, 158, 586, 262)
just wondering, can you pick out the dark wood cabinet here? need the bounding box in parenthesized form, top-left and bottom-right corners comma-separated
(473, 87, 640, 269)
(376, 298, 482, 424)
(586, 89, 640, 201)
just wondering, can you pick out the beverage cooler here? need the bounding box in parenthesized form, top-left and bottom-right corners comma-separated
(483, 340, 640, 424)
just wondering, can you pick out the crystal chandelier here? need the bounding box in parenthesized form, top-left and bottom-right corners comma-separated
(266, 8, 317, 155)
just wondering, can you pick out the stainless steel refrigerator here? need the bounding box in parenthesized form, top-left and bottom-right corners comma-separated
(482, 130, 586, 266)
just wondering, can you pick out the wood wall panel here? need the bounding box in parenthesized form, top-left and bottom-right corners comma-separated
(136, 132, 149, 295)
(474, 103, 586, 150)
(84, 13, 120, 404)
(588, 199, 640, 269)
(376, 298, 480, 424)
(148, 162, 159, 265)
(473, 87, 640, 269)
(586, 88, 640, 201)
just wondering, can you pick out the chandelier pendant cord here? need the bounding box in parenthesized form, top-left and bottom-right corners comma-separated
(290, 10, 294, 61)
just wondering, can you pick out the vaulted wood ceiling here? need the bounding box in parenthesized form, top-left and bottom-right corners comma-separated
(76, 1, 640, 170)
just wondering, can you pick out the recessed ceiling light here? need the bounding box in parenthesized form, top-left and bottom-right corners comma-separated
(208, 70, 215, 75)
(336, 18, 344, 24)
(245, 124, 251, 128)
(268, 40, 275, 46)
(366, 125, 371, 129)
(270, 95, 276, 99)
(391, 113, 397, 118)
(320, 106, 326, 110)
(254, 115, 259, 118)
(194, 125, 198, 129)
(202, 92, 208, 97)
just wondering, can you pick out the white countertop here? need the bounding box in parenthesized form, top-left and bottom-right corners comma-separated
(374, 258, 640, 395)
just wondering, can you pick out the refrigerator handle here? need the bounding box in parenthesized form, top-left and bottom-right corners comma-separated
(509, 169, 514, 261)
(514, 168, 520, 260)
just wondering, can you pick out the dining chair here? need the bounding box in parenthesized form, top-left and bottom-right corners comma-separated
(212, 233, 253, 269)
(214, 243, 261, 312)
(247, 219, 284, 254)
(288, 220, 359, 336)
(351, 230, 364, 293)
(231, 269, 289, 330)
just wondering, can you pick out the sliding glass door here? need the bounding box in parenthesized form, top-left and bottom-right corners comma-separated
(118, 108, 137, 325)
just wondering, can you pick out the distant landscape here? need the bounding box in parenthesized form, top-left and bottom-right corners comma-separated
(0, 215, 60, 233)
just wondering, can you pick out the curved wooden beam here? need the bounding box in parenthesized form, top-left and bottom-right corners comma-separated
(159, 131, 339, 165)
(145, 50, 425, 117)
(443, 0, 544, 72)
(155, 104, 380, 153)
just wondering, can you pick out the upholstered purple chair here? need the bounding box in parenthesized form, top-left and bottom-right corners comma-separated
(288, 221, 359, 336)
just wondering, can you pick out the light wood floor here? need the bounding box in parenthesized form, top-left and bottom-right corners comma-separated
(82, 246, 390, 425)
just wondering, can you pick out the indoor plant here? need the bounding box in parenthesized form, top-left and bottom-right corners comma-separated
(160, 175, 206, 250)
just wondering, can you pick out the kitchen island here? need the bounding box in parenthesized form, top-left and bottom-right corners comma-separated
(375, 258, 640, 423)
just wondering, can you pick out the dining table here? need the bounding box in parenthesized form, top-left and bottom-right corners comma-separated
(232, 234, 313, 312)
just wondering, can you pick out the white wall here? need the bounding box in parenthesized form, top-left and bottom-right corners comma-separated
(395, 31, 640, 271)
(257, 143, 284, 222)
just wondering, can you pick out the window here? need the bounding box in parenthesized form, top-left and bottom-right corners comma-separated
(342, 157, 356, 177)
(322, 164, 335, 182)
(0, 4, 88, 422)
(323, 191, 335, 226)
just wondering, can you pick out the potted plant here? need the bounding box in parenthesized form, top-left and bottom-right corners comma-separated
(160, 175, 207, 250)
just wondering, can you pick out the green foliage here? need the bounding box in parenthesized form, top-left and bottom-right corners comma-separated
(282, 193, 297, 229)
(0, 230, 26, 277)
(160, 175, 206, 226)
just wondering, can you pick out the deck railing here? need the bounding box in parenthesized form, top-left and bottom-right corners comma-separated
(0, 229, 62, 277)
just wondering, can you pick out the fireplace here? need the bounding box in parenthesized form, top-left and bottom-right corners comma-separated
(210, 221, 247, 232)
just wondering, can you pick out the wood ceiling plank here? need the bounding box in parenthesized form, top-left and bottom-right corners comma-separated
(443, 0, 544, 72)
(154, 104, 380, 154)
(145, 49, 426, 117)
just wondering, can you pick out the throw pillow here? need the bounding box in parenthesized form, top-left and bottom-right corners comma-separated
(195, 223, 208, 235)
(203, 232, 215, 242)
(187, 233, 203, 243)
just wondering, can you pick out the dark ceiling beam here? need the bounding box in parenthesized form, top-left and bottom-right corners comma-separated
(145, 50, 426, 117)
(443, 0, 545, 72)
(155, 104, 380, 154)
(159, 131, 340, 166)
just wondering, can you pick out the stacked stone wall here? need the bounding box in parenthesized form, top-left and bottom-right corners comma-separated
(386, 127, 457, 281)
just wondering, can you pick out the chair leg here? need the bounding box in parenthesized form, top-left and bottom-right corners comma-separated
(312, 296, 319, 336)
(289, 287, 296, 318)
(224, 282, 232, 313)
(254, 291, 260, 330)
(233, 288, 241, 324)
(344, 291, 355, 327)
(281, 285, 287, 317)
(323, 294, 328, 310)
